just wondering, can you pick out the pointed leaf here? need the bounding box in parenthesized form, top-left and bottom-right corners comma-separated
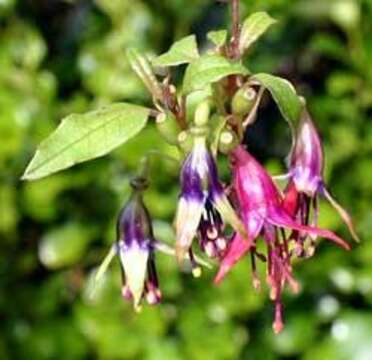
(152, 35, 199, 67)
(239, 12, 277, 53)
(251, 73, 303, 126)
(183, 54, 249, 94)
(22, 103, 150, 180)
(207, 30, 228, 47)
(127, 48, 163, 99)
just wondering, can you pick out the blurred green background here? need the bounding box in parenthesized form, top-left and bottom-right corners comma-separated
(1, 0, 372, 359)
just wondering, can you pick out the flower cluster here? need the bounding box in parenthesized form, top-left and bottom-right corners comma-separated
(20, 1, 359, 334)
(98, 104, 358, 332)
(92, 8, 359, 333)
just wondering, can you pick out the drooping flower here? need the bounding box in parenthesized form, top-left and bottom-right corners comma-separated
(283, 111, 359, 255)
(94, 176, 212, 311)
(175, 130, 246, 262)
(215, 145, 351, 333)
(116, 177, 161, 311)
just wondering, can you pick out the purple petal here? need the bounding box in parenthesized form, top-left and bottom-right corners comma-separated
(290, 112, 324, 196)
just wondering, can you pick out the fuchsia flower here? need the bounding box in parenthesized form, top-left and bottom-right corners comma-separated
(175, 133, 246, 262)
(116, 178, 162, 311)
(283, 111, 359, 255)
(214, 145, 351, 333)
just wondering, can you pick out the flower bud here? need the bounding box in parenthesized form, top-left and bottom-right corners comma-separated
(185, 89, 211, 123)
(178, 130, 193, 153)
(194, 100, 210, 127)
(231, 86, 257, 116)
(218, 128, 239, 154)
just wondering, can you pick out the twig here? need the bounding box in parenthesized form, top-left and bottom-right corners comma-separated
(230, 0, 241, 59)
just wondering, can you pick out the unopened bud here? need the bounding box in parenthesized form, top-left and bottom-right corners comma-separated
(231, 86, 257, 116)
(194, 100, 210, 127)
(178, 130, 193, 153)
(156, 112, 181, 145)
(218, 129, 239, 154)
(185, 89, 211, 123)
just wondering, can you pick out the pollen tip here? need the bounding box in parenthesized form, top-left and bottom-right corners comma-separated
(273, 320, 284, 334)
(252, 277, 261, 292)
(134, 303, 143, 313)
(290, 279, 301, 294)
(192, 267, 202, 278)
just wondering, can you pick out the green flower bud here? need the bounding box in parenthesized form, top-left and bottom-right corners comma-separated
(156, 112, 181, 145)
(218, 128, 239, 154)
(178, 130, 193, 153)
(185, 88, 212, 123)
(194, 100, 210, 127)
(231, 86, 257, 116)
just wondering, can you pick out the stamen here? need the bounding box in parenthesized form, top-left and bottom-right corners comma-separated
(273, 300, 284, 334)
(216, 237, 227, 251)
(189, 249, 202, 277)
(206, 227, 218, 239)
(205, 242, 217, 258)
(121, 285, 132, 300)
(250, 252, 261, 291)
(146, 291, 158, 305)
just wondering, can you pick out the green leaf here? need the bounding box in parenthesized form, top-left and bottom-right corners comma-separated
(127, 48, 163, 99)
(22, 103, 150, 180)
(239, 12, 277, 53)
(207, 30, 228, 47)
(183, 54, 249, 94)
(152, 35, 199, 67)
(252, 73, 303, 126)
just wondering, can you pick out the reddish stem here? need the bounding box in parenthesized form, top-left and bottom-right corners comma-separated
(230, 0, 241, 59)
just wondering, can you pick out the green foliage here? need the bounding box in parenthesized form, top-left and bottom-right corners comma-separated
(239, 11, 277, 53)
(207, 30, 228, 47)
(1, 0, 372, 359)
(183, 54, 249, 93)
(153, 35, 199, 66)
(252, 73, 303, 126)
(22, 104, 150, 180)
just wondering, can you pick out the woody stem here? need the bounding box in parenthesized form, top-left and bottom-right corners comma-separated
(230, 0, 240, 59)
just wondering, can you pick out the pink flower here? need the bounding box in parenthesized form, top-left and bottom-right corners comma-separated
(215, 145, 350, 333)
(284, 111, 359, 256)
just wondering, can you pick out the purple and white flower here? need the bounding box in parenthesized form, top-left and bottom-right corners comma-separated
(116, 179, 161, 311)
(175, 134, 246, 261)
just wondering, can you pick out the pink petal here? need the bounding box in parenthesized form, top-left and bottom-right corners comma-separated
(267, 205, 351, 250)
(214, 211, 264, 284)
(282, 180, 299, 217)
(214, 233, 252, 284)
